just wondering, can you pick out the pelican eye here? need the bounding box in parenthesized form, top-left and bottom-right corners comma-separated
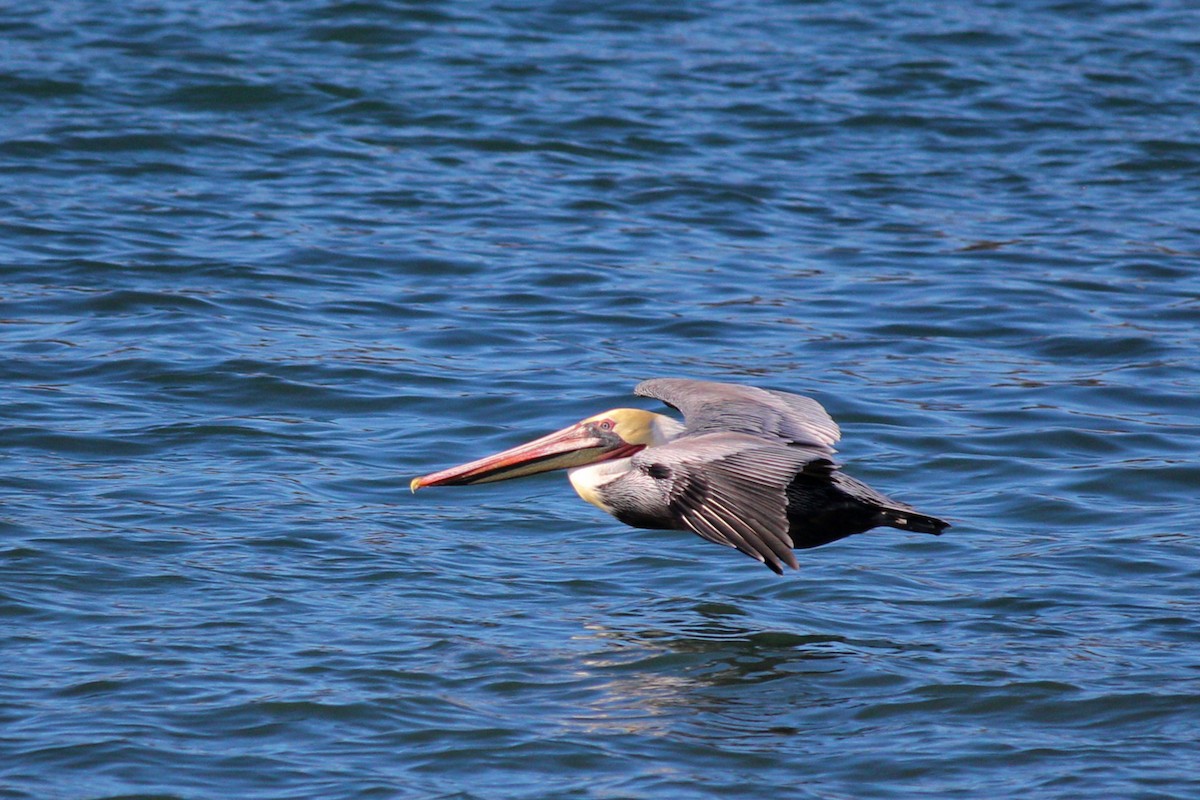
(597, 419, 614, 431)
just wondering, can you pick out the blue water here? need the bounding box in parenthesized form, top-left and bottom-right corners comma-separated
(3, 1, 1199, 798)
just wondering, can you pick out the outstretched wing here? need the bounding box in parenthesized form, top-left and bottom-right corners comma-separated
(635, 378, 840, 453)
(612, 432, 833, 574)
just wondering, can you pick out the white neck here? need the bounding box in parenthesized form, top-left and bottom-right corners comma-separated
(648, 413, 686, 443)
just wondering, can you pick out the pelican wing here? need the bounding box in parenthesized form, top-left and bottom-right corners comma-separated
(626, 432, 833, 574)
(635, 378, 840, 453)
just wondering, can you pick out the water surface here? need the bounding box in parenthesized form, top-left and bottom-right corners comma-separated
(3, 1, 1199, 798)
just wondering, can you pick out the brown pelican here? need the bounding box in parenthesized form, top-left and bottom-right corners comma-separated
(411, 379, 948, 574)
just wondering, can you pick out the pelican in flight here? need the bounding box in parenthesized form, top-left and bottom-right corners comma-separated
(411, 379, 948, 574)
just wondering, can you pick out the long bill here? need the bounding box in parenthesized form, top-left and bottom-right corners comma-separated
(410, 420, 637, 491)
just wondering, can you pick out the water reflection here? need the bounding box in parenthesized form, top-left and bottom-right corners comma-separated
(560, 600, 887, 742)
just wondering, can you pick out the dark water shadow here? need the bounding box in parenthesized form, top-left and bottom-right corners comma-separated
(558, 596, 934, 744)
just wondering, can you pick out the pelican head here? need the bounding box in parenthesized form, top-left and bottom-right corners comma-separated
(410, 408, 667, 491)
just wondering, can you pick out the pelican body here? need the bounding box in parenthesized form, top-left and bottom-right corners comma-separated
(411, 379, 948, 574)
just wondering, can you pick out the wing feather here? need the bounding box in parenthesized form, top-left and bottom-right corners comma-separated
(635, 378, 840, 452)
(700, 490, 796, 571)
(691, 493, 767, 558)
(627, 432, 829, 573)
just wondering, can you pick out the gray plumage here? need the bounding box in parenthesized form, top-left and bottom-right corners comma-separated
(635, 378, 840, 452)
(612, 378, 948, 574)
